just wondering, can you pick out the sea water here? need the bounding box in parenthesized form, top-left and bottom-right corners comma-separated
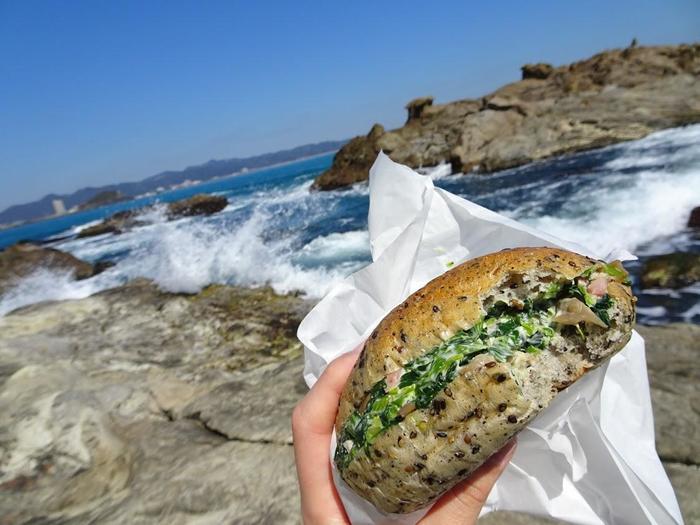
(1, 125, 699, 323)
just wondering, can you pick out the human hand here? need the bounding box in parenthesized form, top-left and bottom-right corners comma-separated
(292, 348, 517, 525)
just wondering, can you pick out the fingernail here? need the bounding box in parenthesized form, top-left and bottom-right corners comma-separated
(350, 342, 364, 354)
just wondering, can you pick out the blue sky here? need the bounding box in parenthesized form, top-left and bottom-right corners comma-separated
(1, 1, 698, 211)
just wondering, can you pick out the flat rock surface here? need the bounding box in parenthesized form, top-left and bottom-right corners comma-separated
(0, 283, 697, 524)
(0, 281, 311, 524)
(637, 324, 700, 466)
(313, 44, 700, 190)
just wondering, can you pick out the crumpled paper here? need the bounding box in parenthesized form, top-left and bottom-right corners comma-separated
(297, 153, 683, 525)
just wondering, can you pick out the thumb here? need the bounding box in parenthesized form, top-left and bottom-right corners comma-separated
(419, 439, 517, 525)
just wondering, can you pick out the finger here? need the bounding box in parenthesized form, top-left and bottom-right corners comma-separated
(294, 346, 362, 435)
(420, 439, 517, 525)
(292, 348, 361, 524)
(292, 348, 360, 494)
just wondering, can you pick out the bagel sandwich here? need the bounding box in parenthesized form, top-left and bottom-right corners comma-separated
(333, 247, 636, 513)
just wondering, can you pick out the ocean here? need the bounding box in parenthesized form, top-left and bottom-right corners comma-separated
(1, 125, 699, 324)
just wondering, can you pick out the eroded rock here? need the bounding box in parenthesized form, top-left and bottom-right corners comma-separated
(0, 363, 134, 521)
(311, 124, 385, 191)
(166, 193, 228, 218)
(688, 206, 700, 228)
(0, 281, 311, 523)
(640, 252, 700, 289)
(78, 193, 229, 239)
(664, 463, 700, 525)
(314, 44, 700, 189)
(405, 96, 434, 123)
(521, 63, 554, 80)
(637, 324, 700, 465)
(0, 243, 99, 294)
(77, 209, 143, 238)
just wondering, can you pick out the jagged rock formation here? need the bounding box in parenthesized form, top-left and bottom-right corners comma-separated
(641, 253, 700, 289)
(77, 193, 229, 239)
(521, 63, 554, 80)
(405, 96, 435, 123)
(166, 193, 228, 218)
(688, 206, 700, 228)
(313, 43, 700, 190)
(77, 209, 142, 238)
(0, 243, 101, 294)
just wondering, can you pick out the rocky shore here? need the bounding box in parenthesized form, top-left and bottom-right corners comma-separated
(0, 243, 111, 295)
(312, 43, 700, 190)
(0, 282, 311, 524)
(77, 193, 228, 238)
(0, 146, 698, 522)
(0, 280, 697, 524)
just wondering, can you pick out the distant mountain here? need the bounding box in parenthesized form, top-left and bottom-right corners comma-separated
(77, 190, 128, 211)
(0, 140, 346, 224)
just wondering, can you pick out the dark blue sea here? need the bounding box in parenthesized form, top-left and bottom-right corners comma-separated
(1, 126, 699, 324)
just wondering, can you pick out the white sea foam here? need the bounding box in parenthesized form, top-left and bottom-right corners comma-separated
(122, 212, 367, 297)
(295, 230, 370, 265)
(603, 125, 700, 170)
(70, 219, 103, 235)
(615, 125, 700, 151)
(635, 305, 667, 318)
(680, 284, 700, 322)
(634, 305, 670, 324)
(524, 168, 700, 256)
(0, 217, 364, 316)
(57, 228, 140, 260)
(418, 162, 453, 180)
(222, 202, 248, 213)
(0, 267, 122, 316)
(639, 288, 681, 298)
(522, 134, 700, 256)
(3, 125, 699, 318)
(135, 204, 169, 224)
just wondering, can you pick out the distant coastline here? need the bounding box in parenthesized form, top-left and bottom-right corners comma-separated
(0, 139, 347, 226)
(131, 150, 339, 200)
(0, 150, 339, 233)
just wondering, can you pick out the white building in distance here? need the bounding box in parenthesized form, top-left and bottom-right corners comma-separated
(52, 199, 66, 215)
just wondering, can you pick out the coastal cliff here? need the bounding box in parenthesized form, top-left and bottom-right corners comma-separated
(312, 43, 700, 190)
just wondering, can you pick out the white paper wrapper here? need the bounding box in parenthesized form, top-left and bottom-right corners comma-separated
(297, 153, 683, 525)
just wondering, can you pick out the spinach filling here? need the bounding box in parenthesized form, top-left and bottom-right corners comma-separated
(334, 265, 621, 471)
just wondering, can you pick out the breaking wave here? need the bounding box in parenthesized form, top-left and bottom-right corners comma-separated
(1, 125, 699, 324)
(0, 267, 121, 316)
(520, 167, 700, 256)
(0, 168, 373, 314)
(112, 211, 368, 296)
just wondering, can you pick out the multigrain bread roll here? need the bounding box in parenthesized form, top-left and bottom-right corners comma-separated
(333, 247, 636, 513)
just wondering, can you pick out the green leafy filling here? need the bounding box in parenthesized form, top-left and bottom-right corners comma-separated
(334, 305, 556, 469)
(581, 261, 632, 285)
(564, 280, 598, 307)
(591, 294, 613, 326)
(334, 266, 620, 470)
